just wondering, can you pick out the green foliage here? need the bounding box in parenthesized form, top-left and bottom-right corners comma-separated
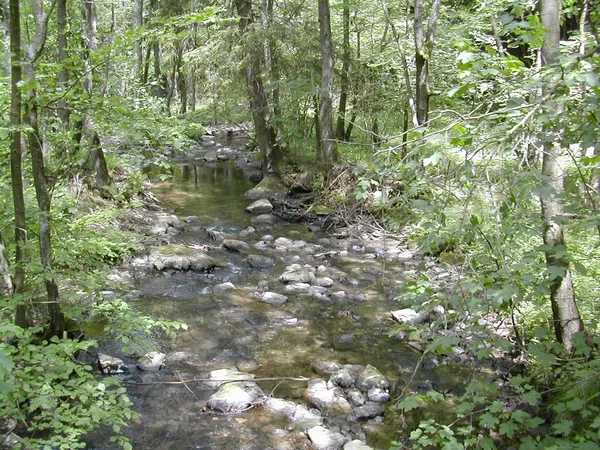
(0, 326, 135, 449)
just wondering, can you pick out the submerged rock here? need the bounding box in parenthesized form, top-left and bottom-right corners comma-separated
(251, 214, 279, 228)
(347, 403, 385, 422)
(293, 405, 323, 428)
(150, 245, 219, 272)
(264, 397, 297, 420)
(222, 239, 250, 252)
(356, 365, 389, 391)
(214, 282, 235, 292)
(247, 254, 275, 269)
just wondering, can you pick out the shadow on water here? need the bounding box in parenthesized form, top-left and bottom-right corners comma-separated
(86, 147, 461, 450)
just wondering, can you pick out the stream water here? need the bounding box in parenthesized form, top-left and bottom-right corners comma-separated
(85, 140, 457, 450)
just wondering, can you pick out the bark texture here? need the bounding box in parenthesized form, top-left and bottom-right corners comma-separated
(318, 0, 338, 164)
(539, 0, 583, 351)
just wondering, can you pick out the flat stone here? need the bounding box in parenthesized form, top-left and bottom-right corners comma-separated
(307, 426, 347, 450)
(283, 282, 311, 293)
(245, 198, 273, 214)
(261, 292, 288, 305)
(247, 254, 275, 269)
(312, 277, 334, 287)
(205, 369, 255, 389)
(207, 382, 264, 413)
(279, 270, 312, 284)
(292, 405, 323, 428)
(274, 237, 294, 248)
(137, 351, 166, 372)
(390, 308, 427, 325)
(315, 361, 341, 374)
(184, 216, 200, 223)
(347, 403, 385, 422)
(222, 239, 250, 252)
(367, 388, 390, 403)
(346, 389, 366, 406)
(331, 369, 356, 388)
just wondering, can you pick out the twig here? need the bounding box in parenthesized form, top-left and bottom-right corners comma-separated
(176, 370, 199, 400)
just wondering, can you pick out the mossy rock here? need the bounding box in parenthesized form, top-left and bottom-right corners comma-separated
(245, 174, 288, 200)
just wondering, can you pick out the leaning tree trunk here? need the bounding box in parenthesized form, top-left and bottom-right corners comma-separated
(318, 0, 338, 165)
(539, 0, 583, 351)
(414, 0, 440, 126)
(235, 0, 281, 176)
(23, 0, 66, 337)
(132, 0, 143, 81)
(9, 0, 30, 327)
(57, 0, 69, 128)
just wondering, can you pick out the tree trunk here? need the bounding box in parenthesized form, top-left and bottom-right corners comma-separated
(133, 0, 143, 80)
(23, 0, 65, 337)
(235, 0, 281, 176)
(0, 232, 12, 298)
(57, 0, 69, 128)
(263, 0, 283, 139)
(9, 0, 30, 328)
(539, 0, 583, 351)
(318, 0, 338, 165)
(414, 0, 441, 126)
(335, 0, 350, 141)
(82, 0, 111, 189)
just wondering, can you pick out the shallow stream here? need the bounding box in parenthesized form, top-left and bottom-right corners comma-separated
(85, 140, 452, 450)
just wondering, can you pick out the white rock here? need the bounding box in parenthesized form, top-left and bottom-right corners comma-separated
(261, 292, 288, 305)
(137, 351, 166, 372)
(307, 426, 347, 450)
(390, 308, 427, 325)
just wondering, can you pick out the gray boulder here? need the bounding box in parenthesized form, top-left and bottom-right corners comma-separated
(251, 214, 279, 228)
(247, 254, 275, 269)
(347, 403, 385, 422)
(260, 292, 288, 306)
(245, 198, 273, 214)
(292, 405, 323, 428)
(222, 239, 250, 252)
(390, 308, 427, 325)
(214, 282, 235, 292)
(344, 440, 374, 450)
(304, 379, 336, 410)
(263, 397, 297, 420)
(356, 365, 389, 391)
(98, 353, 126, 374)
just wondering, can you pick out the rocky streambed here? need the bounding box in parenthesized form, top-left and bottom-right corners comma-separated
(84, 135, 474, 450)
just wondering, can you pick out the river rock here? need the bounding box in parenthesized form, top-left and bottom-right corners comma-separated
(98, 353, 126, 374)
(245, 199, 273, 214)
(356, 365, 389, 391)
(331, 368, 356, 388)
(245, 174, 288, 200)
(283, 282, 311, 293)
(367, 388, 390, 403)
(149, 213, 183, 237)
(390, 308, 427, 325)
(207, 230, 225, 242)
(304, 379, 337, 410)
(347, 403, 385, 422)
(251, 214, 279, 228)
(293, 405, 323, 428)
(151, 245, 219, 272)
(279, 269, 313, 284)
(214, 282, 235, 292)
(315, 361, 341, 374)
(344, 440, 374, 450)
(264, 397, 297, 420)
(247, 254, 275, 269)
(137, 351, 166, 371)
(307, 426, 347, 450)
(184, 216, 200, 223)
(222, 239, 250, 252)
(207, 382, 264, 413)
(239, 226, 257, 238)
(346, 389, 366, 406)
(205, 151, 218, 162)
(312, 277, 334, 287)
(274, 237, 294, 248)
(260, 292, 288, 305)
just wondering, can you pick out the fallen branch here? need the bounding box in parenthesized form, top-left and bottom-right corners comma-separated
(124, 376, 310, 386)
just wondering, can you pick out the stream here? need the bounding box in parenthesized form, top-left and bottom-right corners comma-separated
(85, 138, 457, 450)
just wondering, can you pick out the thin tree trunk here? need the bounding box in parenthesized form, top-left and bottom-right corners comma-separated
(57, 0, 69, 127)
(414, 0, 441, 126)
(0, 232, 12, 298)
(133, 0, 143, 80)
(318, 0, 338, 165)
(264, 0, 283, 139)
(23, 0, 65, 337)
(539, 0, 583, 351)
(9, 0, 30, 328)
(335, 0, 350, 141)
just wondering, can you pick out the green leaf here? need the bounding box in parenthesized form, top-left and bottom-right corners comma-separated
(426, 390, 445, 402)
(523, 390, 541, 405)
(499, 420, 518, 438)
(397, 395, 422, 412)
(489, 401, 505, 413)
(552, 419, 573, 436)
(479, 412, 499, 429)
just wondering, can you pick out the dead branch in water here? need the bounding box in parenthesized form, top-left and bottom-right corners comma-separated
(123, 376, 310, 386)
